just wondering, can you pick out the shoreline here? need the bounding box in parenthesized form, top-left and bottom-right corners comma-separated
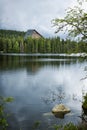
(0, 52, 87, 58)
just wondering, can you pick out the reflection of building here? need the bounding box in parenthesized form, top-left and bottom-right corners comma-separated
(24, 29, 43, 39)
(26, 61, 40, 73)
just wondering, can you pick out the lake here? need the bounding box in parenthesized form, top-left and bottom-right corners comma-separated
(0, 54, 87, 130)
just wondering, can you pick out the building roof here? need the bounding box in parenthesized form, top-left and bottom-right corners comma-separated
(26, 29, 34, 36)
(24, 29, 43, 39)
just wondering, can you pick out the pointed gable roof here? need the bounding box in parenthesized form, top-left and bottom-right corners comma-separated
(24, 29, 44, 39)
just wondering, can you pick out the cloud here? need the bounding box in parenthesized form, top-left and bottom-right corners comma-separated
(0, 0, 86, 38)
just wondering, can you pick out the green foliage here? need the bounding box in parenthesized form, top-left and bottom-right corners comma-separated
(0, 29, 24, 53)
(53, 123, 82, 130)
(32, 121, 40, 129)
(53, 124, 62, 130)
(32, 121, 87, 130)
(0, 96, 14, 130)
(3, 97, 14, 103)
(0, 29, 87, 54)
(83, 93, 87, 108)
(52, 0, 87, 41)
(63, 123, 78, 130)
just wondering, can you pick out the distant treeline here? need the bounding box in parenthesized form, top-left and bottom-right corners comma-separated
(0, 29, 87, 53)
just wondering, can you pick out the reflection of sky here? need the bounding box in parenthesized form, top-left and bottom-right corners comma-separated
(0, 60, 87, 128)
(0, 64, 85, 104)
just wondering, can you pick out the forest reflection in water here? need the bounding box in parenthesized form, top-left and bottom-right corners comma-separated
(0, 54, 87, 130)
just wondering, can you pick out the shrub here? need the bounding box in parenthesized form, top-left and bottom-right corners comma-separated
(0, 96, 14, 130)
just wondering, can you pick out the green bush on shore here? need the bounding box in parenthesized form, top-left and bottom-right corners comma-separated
(0, 96, 14, 130)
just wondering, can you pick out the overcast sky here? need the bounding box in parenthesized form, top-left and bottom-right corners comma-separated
(0, 0, 86, 38)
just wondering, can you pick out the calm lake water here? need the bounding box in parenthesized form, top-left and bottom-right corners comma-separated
(0, 54, 87, 130)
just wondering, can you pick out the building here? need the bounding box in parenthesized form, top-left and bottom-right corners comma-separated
(24, 29, 43, 39)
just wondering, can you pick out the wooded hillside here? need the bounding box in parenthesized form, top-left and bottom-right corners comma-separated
(0, 29, 87, 53)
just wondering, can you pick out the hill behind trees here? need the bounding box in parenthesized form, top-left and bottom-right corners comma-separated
(0, 29, 87, 53)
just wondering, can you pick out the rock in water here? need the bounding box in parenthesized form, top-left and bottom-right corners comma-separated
(52, 104, 70, 118)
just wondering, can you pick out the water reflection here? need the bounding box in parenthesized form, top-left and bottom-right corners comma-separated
(41, 86, 65, 104)
(0, 55, 82, 73)
(0, 54, 87, 130)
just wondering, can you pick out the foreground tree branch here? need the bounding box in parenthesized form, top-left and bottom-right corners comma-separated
(52, 0, 87, 41)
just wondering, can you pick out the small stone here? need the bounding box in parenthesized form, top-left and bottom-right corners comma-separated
(52, 104, 70, 114)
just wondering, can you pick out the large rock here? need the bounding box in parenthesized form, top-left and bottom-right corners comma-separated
(52, 104, 70, 118)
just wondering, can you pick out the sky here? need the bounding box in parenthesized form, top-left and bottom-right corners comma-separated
(0, 0, 86, 38)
